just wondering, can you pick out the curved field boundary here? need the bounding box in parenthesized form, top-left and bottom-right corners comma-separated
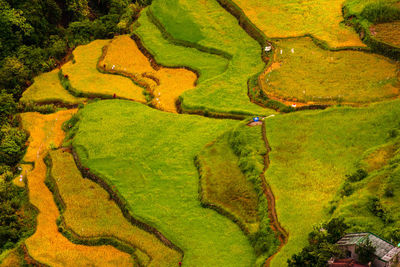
(43, 153, 149, 266)
(132, 33, 248, 120)
(60, 40, 147, 103)
(146, 7, 233, 61)
(194, 150, 254, 236)
(215, 0, 398, 111)
(20, 244, 49, 267)
(343, 6, 400, 61)
(70, 149, 184, 256)
(21, 111, 134, 266)
(96, 43, 155, 103)
(98, 35, 198, 113)
(261, 122, 289, 266)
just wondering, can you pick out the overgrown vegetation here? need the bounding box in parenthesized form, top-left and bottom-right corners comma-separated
(197, 124, 278, 265)
(328, 123, 400, 244)
(287, 218, 348, 266)
(0, 91, 35, 257)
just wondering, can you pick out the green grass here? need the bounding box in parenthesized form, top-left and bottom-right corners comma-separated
(263, 100, 400, 266)
(135, 1, 276, 116)
(134, 11, 229, 84)
(47, 149, 181, 266)
(150, 0, 204, 43)
(69, 100, 260, 266)
(265, 37, 399, 104)
(20, 69, 85, 105)
(61, 40, 146, 102)
(344, 0, 399, 17)
(329, 134, 400, 241)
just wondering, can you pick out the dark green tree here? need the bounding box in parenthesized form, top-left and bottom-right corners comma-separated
(356, 239, 376, 264)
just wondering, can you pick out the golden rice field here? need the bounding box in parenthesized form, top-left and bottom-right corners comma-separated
(100, 35, 196, 112)
(372, 21, 400, 47)
(20, 69, 85, 105)
(20, 111, 134, 267)
(263, 37, 399, 104)
(62, 39, 146, 102)
(232, 0, 366, 48)
(49, 149, 181, 266)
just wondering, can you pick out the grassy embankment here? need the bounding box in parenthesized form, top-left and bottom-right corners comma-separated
(263, 100, 400, 267)
(197, 123, 279, 265)
(21, 110, 134, 266)
(67, 99, 262, 266)
(343, 0, 400, 59)
(329, 127, 400, 241)
(230, 0, 365, 48)
(100, 35, 197, 113)
(134, 0, 276, 117)
(263, 37, 399, 105)
(46, 149, 182, 266)
(20, 69, 85, 106)
(61, 39, 146, 102)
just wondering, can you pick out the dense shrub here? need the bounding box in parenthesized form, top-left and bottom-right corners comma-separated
(288, 218, 349, 267)
(355, 239, 376, 264)
(346, 169, 368, 182)
(361, 2, 400, 23)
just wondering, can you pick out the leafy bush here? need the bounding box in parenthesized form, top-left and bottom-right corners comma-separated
(355, 239, 376, 264)
(346, 169, 368, 182)
(361, 2, 400, 23)
(288, 218, 348, 267)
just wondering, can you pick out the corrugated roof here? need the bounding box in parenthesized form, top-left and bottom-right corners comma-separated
(336, 233, 400, 262)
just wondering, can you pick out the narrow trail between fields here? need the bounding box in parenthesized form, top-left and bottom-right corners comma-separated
(261, 122, 289, 266)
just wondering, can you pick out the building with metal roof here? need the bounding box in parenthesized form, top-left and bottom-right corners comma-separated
(336, 233, 400, 267)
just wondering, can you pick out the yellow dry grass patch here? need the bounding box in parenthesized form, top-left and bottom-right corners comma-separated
(21, 110, 133, 267)
(0, 250, 22, 267)
(50, 149, 181, 266)
(233, 0, 366, 48)
(20, 69, 85, 105)
(100, 35, 196, 113)
(62, 39, 146, 102)
(263, 37, 399, 104)
(362, 144, 397, 172)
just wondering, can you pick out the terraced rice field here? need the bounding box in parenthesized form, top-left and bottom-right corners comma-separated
(61, 40, 146, 102)
(69, 100, 259, 266)
(263, 37, 399, 104)
(264, 100, 400, 266)
(47, 149, 181, 266)
(20, 111, 133, 267)
(100, 35, 197, 113)
(232, 0, 365, 48)
(135, 1, 276, 116)
(372, 21, 400, 47)
(20, 69, 85, 105)
(197, 129, 260, 234)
